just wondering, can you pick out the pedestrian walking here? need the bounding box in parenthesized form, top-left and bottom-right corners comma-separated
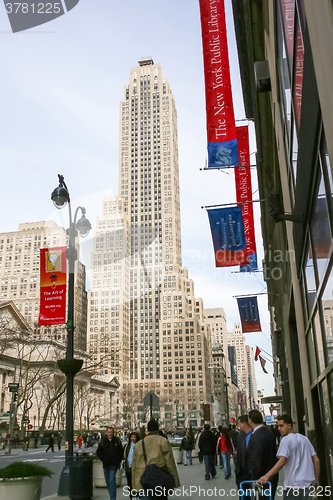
(247, 410, 278, 499)
(124, 431, 139, 499)
(217, 427, 233, 479)
(34, 434, 39, 448)
(46, 433, 55, 453)
(13, 434, 19, 448)
(213, 428, 220, 467)
(78, 434, 83, 449)
(259, 414, 320, 499)
(234, 415, 252, 498)
(195, 430, 203, 463)
(180, 430, 194, 466)
(22, 434, 29, 451)
(198, 423, 217, 480)
(96, 426, 124, 500)
(131, 418, 180, 499)
(57, 433, 62, 451)
(216, 426, 224, 469)
(228, 424, 239, 448)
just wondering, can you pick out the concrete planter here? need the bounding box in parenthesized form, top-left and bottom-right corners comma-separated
(172, 447, 182, 464)
(0, 476, 43, 500)
(93, 461, 123, 488)
(116, 469, 123, 487)
(93, 461, 106, 488)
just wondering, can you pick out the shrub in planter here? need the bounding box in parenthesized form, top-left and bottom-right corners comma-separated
(0, 462, 53, 500)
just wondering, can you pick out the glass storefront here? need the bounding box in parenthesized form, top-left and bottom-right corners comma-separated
(276, 0, 333, 487)
(320, 378, 333, 484)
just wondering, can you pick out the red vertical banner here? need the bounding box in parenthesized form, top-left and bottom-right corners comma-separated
(237, 392, 244, 406)
(199, 0, 239, 167)
(279, 0, 295, 64)
(235, 126, 258, 271)
(38, 247, 67, 326)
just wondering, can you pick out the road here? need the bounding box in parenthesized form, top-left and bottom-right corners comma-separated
(0, 444, 96, 498)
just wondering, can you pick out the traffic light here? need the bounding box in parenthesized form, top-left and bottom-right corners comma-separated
(13, 393, 18, 402)
(230, 418, 235, 423)
(28, 425, 32, 430)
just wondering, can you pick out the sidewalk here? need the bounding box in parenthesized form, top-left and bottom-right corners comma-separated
(44, 460, 284, 499)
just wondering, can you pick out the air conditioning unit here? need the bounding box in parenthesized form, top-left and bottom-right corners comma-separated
(254, 60, 271, 93)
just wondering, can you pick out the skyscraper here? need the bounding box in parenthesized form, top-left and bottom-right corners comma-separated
(121, 57, 181, 383)
(88, 59, 212, 427)
(204, 307, 228, 352)
(0, 222, 87, 351)
(227, 323, 249, 410)
(245, 345, 258, 408)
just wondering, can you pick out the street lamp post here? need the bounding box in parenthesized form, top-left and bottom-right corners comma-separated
(224, 380, 230, 425)
(51, 175, 91, 497)
(174, 400, 179, 430)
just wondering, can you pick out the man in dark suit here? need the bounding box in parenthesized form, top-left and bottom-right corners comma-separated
(247, 410, 278, 500)
(234, 415, 252, 496)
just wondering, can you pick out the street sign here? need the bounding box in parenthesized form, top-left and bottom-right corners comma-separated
(143, 391, 160, 408)
(237, 391, 244, 405)
(22, 417, 29, 423)
(254, 404, 259, 410)
(8, 383, 19, 392)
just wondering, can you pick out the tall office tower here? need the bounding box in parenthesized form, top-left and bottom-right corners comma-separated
(204, 308, 238, 424)
(120, 56, 182, 383)
(0, 222, 87, 351)
(204, 307, 228, 352)
(228, 323, 250, 410)
(245, 345, 258, 408)
(87, 197, 130, 381)
(89, 58, 212, 427)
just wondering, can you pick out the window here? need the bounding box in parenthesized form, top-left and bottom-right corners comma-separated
(311, 169, 332, 283)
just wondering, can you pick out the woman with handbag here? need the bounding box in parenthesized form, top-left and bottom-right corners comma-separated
(132, 419, 180, 499)
(124, 432, 140, 498)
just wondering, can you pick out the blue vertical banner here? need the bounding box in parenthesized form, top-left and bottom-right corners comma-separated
(207, 206, 250, 267)
(237, 296, 262, 333)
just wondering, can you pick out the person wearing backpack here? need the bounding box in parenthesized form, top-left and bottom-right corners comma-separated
(131, 418, 180, 499)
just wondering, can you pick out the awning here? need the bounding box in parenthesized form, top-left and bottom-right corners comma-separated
(261, 395, 283, 404)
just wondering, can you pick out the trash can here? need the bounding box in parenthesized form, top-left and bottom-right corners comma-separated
(69, 452, 93, 500)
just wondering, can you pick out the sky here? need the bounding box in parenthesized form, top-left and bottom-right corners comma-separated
(0, 0, 275, 400)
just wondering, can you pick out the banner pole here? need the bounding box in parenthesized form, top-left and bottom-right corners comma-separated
(202, 199, 264, 209)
